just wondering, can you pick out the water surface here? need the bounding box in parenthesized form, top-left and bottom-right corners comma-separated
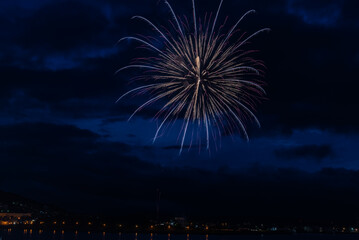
(1, 229, 358, 240)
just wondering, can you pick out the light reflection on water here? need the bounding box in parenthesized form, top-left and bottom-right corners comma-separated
(1, 229, 359, 240)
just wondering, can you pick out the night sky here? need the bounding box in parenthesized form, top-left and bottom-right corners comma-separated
(1, 0, 359, 223)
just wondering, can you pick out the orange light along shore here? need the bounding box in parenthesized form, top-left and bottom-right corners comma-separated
(0, 213, 32, 226)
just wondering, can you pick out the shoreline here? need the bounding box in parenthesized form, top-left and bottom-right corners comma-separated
(2, 226, 359, 236)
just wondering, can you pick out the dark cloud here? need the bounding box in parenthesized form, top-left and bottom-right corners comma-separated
(0, 122, 152, 213)
(274, 144, 334, 161)
(0, 65, 116, 102)
(16, 1, 108, 52)
(286, 0, 342, 27)
(101, 117, 128, 125)
(0, 0, 358, 134)
(162, 145, 199, 150)
(0, 0, 358, 130)
(0, 123, 99, 165)
(0, 122, 359, 223)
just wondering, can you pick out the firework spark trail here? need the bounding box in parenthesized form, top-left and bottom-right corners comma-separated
(117, 0, 269, 153)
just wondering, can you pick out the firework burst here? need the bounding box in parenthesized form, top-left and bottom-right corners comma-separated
(117, 0, 270, 153)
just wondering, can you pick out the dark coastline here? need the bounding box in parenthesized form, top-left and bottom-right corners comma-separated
(1, 226, 359, 236)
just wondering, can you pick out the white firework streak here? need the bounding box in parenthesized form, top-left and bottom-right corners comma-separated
(116, 0, 270, 153)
